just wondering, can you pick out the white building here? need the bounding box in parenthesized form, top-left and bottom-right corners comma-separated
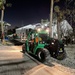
(16, 20, 73, 39)
(0, 21, 11, 36)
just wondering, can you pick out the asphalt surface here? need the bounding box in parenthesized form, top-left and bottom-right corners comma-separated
(0, 39, 75, 75)
(0, 40, 40, 75)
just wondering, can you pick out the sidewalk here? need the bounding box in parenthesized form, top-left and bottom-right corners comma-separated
(0, 39, 14, 46)
(0, 40, 25, 65)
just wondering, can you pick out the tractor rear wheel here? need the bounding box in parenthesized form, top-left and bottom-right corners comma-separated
(57, 50, 66, 60)
(37, 48, 50, 63)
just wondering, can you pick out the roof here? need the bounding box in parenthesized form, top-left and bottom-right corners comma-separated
(0, 21, 11, 26)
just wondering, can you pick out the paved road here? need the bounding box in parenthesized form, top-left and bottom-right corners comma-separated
(0, 40, 75, 75)
(0, 43, 39, 75)
(0, 54, 39, 75)
(25, 44, 75, 75)
(0, 45, 22, 61)
(25, 64, 71, 75)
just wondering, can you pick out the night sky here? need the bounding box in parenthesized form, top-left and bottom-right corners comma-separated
(2, 0, 74, 29)
(4, 0, 50, 29)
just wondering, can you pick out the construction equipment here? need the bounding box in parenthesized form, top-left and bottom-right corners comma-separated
(22, 27, 66, 62)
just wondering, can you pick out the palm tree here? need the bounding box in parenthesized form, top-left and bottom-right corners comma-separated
(50, 0, 60, 38)
(0, 0, 6, 42)
(0, 0, 11, 42)
(50, 0, 54, 37)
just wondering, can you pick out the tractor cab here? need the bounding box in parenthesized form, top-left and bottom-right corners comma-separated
(26, 30, 47, 54)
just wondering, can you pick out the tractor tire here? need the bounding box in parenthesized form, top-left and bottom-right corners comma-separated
(37, 48, 50, 63)
(57, 50, 66, 60)
(22, 44, 26, 53)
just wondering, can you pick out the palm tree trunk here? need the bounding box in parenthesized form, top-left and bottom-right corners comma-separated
(50, 0, 54, 37)
(57, 20, 61, 39)
(1, 6, 4, 40)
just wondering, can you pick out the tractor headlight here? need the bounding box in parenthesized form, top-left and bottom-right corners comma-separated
(37, 28, 41, 32)
(46, 28, 49, 33)
(39, 41, 45, 44)
(51, 42, 54, 45)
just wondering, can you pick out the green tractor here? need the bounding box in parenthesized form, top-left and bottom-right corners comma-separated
(22, 28, 66, 62)
(22, 29, 50, 62)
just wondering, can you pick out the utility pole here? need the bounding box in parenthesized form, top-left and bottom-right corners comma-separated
(50, 0, 54, 37)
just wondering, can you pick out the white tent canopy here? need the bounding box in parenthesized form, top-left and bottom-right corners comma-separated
(23, 24, 35, 29)
(16, 20, 73, 39)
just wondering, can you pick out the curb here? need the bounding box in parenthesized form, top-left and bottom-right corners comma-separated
(25, 53, 41, 65)
(0, 53, 41, 66)
(0, 59, 26, 66)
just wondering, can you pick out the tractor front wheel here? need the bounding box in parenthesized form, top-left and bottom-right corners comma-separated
(37, 48, 50, 63)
